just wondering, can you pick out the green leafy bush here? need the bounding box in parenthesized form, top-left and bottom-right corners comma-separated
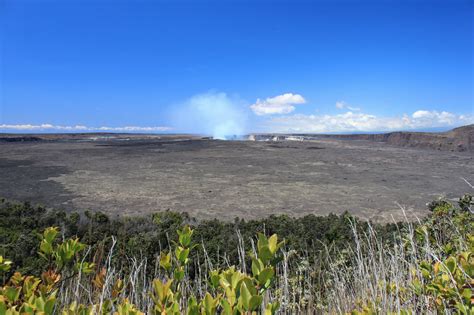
(1, 225, 285, 314)
(0, 195, 472, 313)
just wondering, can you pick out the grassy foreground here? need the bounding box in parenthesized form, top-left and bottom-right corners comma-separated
(0, 195, 473, 314)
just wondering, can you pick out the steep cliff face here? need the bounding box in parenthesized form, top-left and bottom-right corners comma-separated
(381, 126, 473, 151)
(447, 124, 474, 151)
(249, 124, 474, 152)
(335, 125, 473, 151)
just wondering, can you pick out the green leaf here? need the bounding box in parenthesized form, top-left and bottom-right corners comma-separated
(219, 276, 230, 289)
(239, 282, 251, 310)
(268, 234, 278, 254)
(421, 268, 431, 279)
(0, 256, 12, 272)
(5, 286, 21, 302)
(248, 295, 263, 311)
(224, 287, 236, 306)
(257, 233, 268, 252)
(241, 278, 257, 295)
(179, 248, 190, 264)
(43, 227, 59, 244)
(34, 296, 46, 311)
(441, 273, 449, 282)
(251, 257, 263, 277)
(159, 252, 172, 271)
(265, 302, 280, 315)
(202, 292, 219, 315)
(177, 226, 193, 247)
(220, 299, 232, 315)
(445, 257, 456, 273)
(258, 267, 274, 287)
(40, 240, 54, 256)
(230, 271, 242, 290)
(258, 246, 273, 265)
(209, 270, 220, 288)
(153, 278, 173, 303)
(44, 297, 56, 315)
(174, 268, 185, 281)
(462, 288, 472, 303)
(0, 300, 6, 315)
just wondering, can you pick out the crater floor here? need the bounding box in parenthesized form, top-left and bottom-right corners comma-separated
(0, 137, 472, 221)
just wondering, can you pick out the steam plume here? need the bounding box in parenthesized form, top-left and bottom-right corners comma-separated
(171, 92, 247, 140)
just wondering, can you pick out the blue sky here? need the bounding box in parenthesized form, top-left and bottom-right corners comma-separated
(1, 0, 473, 135)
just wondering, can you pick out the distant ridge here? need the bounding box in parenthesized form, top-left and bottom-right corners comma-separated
(1, 125, 473, 152)
(251, 124, 474, 152)
(319, 124, 473, 152)
(0, 133, 200, 142)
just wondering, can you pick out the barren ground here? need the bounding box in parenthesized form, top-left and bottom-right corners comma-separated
(0, 136, 472, 221)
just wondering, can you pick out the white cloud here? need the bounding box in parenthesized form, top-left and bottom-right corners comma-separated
(335, 101, 345, 109)
(412, 110, 431, 119)
(336, 101, 360, 111)
(250, 93, 306, 115)
(412, 110, 456, 124)
(263, 110, 473, 133)
(0, 124, 172, 132)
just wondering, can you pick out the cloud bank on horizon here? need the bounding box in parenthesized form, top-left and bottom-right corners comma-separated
(265, 109, 473, 133)
(251, 92, 473, 133)
(1, 92, 472, 135)
(0, 124, 171, 132)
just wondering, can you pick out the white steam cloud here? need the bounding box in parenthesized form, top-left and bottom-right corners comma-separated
(170, 91, 248, 140)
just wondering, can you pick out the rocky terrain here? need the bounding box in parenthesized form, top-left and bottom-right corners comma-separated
(0, 131, 472, 222)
